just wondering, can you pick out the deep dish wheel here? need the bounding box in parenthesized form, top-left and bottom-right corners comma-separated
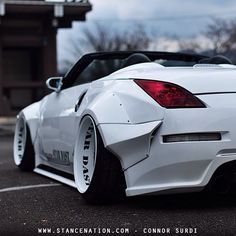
(13, 114, 35, 171)
(74, 115, 126, 204)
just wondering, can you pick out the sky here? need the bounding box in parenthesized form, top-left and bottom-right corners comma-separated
(57, 0, 236, 69)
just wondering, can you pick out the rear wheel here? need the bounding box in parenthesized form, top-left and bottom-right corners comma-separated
(74, 115, 126, 204)
(13, 115, 35, 171)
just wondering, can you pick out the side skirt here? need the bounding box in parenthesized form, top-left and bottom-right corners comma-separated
(34, 167, 77, 188)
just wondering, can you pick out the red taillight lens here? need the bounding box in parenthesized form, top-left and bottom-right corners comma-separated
(134, 79, 205, 108)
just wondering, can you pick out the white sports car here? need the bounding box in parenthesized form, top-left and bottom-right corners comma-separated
(13, 51, 236, 203)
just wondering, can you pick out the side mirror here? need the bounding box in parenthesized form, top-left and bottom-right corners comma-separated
(46, 77, 63, 93)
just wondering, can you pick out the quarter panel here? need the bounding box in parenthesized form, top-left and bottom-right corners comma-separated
(83, 80, 165, 125)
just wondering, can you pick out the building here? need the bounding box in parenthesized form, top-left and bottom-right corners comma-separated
(0, 0, 92, 115)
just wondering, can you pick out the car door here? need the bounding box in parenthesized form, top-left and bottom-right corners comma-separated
(37, 57, 97, 174)
(37, 56, 122, 173)
(38, 83, 90, 173)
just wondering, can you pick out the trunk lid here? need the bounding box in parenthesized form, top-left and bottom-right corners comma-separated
(108, 63, 236, 94)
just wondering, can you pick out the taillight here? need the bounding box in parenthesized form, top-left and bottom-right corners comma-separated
(134, 79, 205, 108)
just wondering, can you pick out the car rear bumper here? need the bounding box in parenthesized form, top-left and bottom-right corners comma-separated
(124, 106, 236, 196)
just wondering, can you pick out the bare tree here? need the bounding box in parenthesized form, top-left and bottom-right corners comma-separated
(223, 20, 236, 52)
(61, 23, 152, 72)
(178, 38, 204, 53)
(178, 18, 236, 63)
(204, 18, 230, 54)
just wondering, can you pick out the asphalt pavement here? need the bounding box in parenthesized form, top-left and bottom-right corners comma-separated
(1, 136, 236, 236)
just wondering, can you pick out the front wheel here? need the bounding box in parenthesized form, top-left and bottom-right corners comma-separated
(13, 115, 35, 171)
(74, 115, 126, 204)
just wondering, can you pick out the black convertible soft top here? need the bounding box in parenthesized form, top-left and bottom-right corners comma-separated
(63, 51, 209, 89)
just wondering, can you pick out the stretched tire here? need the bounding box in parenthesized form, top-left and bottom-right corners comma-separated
(13, 115, 35, 171)
(74, 115, 126, 204)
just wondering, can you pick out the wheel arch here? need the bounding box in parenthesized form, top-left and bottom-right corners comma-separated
(74, 114, 127, 202)
(18, 101, 41, 144)
(78, 113, 123, 162)
(80, 96, 162, 171)
(76, 80, 164, 170)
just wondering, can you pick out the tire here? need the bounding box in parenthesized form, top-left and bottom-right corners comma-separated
(74, 115, 126, 204)
(13, 115, 35, 171)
